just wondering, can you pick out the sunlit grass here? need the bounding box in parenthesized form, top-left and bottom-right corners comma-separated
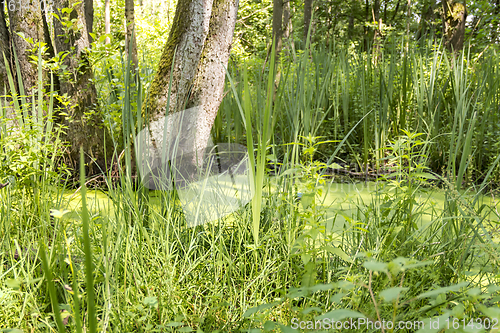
(1, 39, 500, 331)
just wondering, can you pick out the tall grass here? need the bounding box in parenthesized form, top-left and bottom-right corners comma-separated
(0, 39, 499, 332)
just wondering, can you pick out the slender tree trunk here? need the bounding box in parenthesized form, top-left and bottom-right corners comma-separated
(304, 0, 313, 44)
(272, 0, 283, 55)
(85, 0, 94, 43)
(415, 0, 436, 41)
(491, 0, 499, 43)
(363, 0, 369, 50)
(347, 0, 355, 40)
(7, 3, 44, 94)
(53, 0, 113, 173)
(282, 0, 295, 59)
(390, 0, 401, 23)
(0, 7, 11, 95)
(372, 0, 381, 61)
(105, 0, 111, 44)
(125, 0, 139, 70)
(442, 0, 467, 52)
(142, 0, 239, 175)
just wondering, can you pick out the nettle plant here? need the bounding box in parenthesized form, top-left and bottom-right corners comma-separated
(0, 48, 69, 192)
(243, 255, 500, 332)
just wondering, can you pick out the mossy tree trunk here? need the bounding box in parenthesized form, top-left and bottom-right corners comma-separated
(125, 0, 139, 71)
(144, 0, 239, 168)
(53, 0, 114, 174)
(442, 0, 467, 52)
(7, 2, 45, 95)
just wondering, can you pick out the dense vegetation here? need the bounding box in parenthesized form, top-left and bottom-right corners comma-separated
(1, 0, 500, 332)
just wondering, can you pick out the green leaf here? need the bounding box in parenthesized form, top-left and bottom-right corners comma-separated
(324, 245, 353, 263)
(5, 279, 21, 290)
(412, 172, 437, 180)
(379, 287, 408, 302)
(417, 282, 468, 299)
(316, 309, 365, 321)
(300, 192, 315, 209)
(143, 296, 158, 308)
(363, 261, 388, 272)
(263, 321, 277, 330)
(243, 302, 278, 317)
(478, 304, 500, 318)
(309, 283, 335, 293)
(301, 261, 317, 289)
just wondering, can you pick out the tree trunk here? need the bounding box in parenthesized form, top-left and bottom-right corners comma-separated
(415, 0, 436, 41)
(347, 0, 355, 40)
(442, 0, 467, 52)
(0, 7, 11, 95)
(125, 0, 139, 70)
(272, 0, 283, 56)
(85, 0, 94, 43)
(372, 0, 381, 58)
(7, 2, 45, 95)
(142, 0, 239, 180)
(53, 0, 113, 174)
(105, 0, 111, 44)
(282, 0, 295, 59)
(491, 0, 499, 43)
(304, 0, 313, 44)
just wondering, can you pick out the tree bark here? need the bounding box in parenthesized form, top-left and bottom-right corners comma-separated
(185, 0, 239, 165)
(85, 0, 94, 43)
(304, 0, 313, 44)
(142, 0, 239, 177)
(53, 0, 113, 173)
(372, 0, 381, 58)
(282, 0, 295, 59)
(7, 2, 45, 95)
(0, 7, 11, 95)
(442, 0, 467, 52)
(105, 0, 111, 44)
(347, 0, 355, 40)
(491, 0, 499, 43)
(125, 0, 139, 70)
(272, 0, 283, 56)
(415, 0, 436, 41)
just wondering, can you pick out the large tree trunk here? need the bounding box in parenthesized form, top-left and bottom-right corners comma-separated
(125, 0, 139, 70)
(141, 0, 239, 182)
(53, 0, 113, 174)
(7, 3, 45, 95)
(442, 0, 467, 52)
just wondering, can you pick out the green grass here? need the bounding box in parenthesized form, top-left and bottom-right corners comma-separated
(1, 39, 500, 332)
